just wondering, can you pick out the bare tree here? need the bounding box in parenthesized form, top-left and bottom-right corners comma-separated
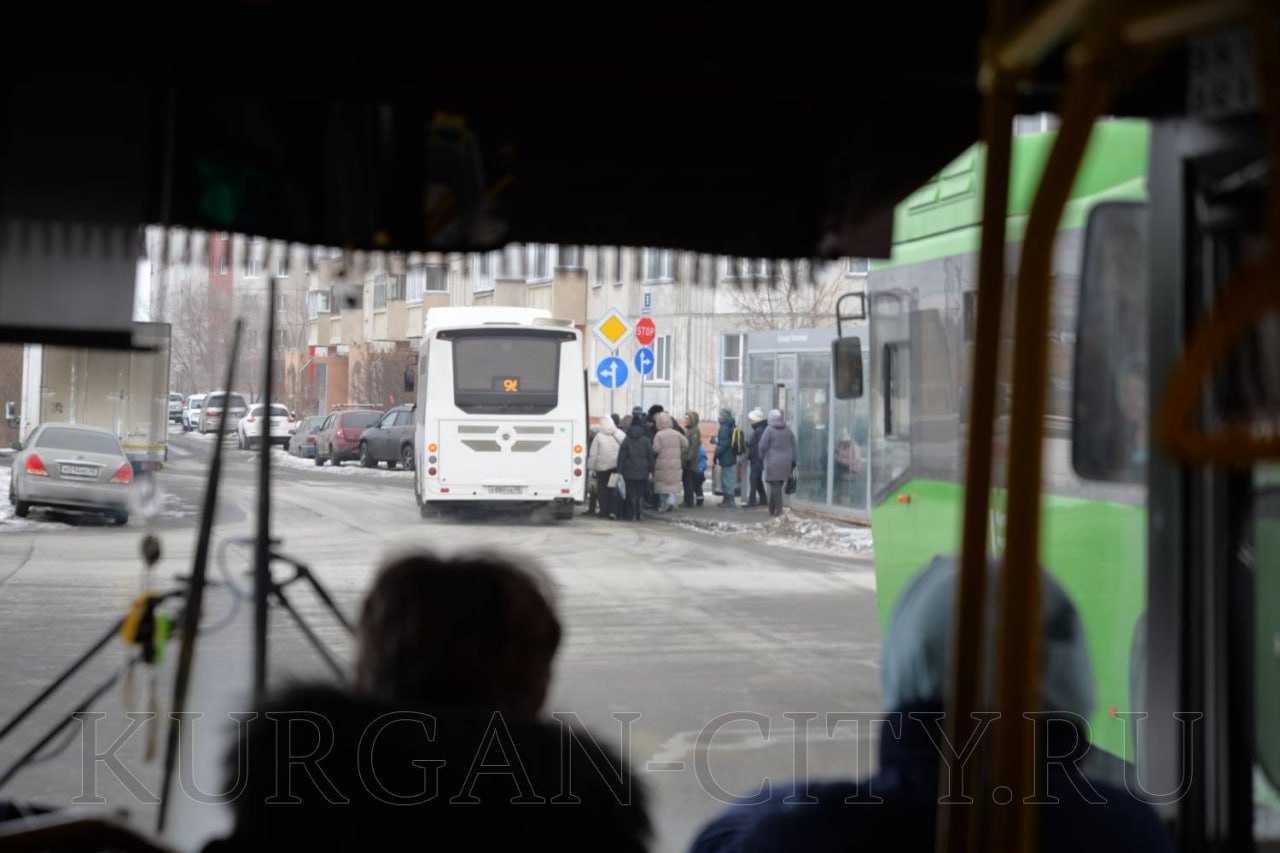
(724, 261, 850, 331)
(351, 347, 410, 411)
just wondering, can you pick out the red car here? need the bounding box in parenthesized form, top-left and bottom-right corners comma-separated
(313, 409, 382, 466)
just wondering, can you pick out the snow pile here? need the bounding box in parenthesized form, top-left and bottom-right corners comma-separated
(273, 449, 409, 478)
(673, 510, 873, 558)
(0, 465, 72, 531)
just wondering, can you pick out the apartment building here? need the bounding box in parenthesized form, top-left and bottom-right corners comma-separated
(294, 244, 866, 423)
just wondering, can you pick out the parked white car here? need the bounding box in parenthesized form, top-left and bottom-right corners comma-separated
(168, 392, 185, 423)
(183, 394, 206, 432)
(237, 404, 296, 450)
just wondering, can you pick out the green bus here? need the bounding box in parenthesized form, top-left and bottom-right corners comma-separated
(865, 118, 1151, 771)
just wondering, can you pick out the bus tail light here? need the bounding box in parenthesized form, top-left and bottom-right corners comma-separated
(427, 467, 437, 476)
(573, 468, 582, 477)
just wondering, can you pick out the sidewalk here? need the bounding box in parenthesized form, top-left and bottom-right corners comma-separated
(613, 498, 875, 559)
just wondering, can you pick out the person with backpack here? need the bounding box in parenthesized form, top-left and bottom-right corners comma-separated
(710, 407, 742, 507)
(745, 408, 768, 508)
(681, 410, 702, 508)
(758, 408, 798, 517)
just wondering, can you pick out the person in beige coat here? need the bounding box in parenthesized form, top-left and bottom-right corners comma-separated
(651, 412, 689, 512)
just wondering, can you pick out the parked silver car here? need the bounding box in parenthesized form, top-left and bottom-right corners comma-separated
(169, 392, 185, 423)
(8, 423, 134, 524)
(199, 391, 248, 435)
(287, 415, 326, 458)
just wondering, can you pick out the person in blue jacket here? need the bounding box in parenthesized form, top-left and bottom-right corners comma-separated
(710, 407, 739, 507)
(688, 554, 1174, 853)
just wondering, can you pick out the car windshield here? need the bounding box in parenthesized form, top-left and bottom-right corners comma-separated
(34, 428, 121, 455)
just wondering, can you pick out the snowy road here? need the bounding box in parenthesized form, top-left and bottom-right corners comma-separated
(0, 431, 882, 852)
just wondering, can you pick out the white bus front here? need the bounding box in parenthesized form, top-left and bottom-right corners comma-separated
(414, 324, 587, 518)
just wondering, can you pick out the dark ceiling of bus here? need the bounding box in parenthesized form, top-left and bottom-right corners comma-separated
(0, 5, 1188, 263)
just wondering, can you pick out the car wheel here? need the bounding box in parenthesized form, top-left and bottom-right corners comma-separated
(314, 449, 324, 466)
(14, 500, 30, 518)
(401, 445, 414, 471)
(359, 442, 375, 468)
(236, 431, 244, 450)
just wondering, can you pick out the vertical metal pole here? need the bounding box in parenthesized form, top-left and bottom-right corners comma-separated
(253, 278, 276, 705)
(157, 320, 241, 833)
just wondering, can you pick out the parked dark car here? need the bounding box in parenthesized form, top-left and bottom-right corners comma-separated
(357, 404, 415, 470)
(313, 409, 381, 466)
(287, 415, 326, 459)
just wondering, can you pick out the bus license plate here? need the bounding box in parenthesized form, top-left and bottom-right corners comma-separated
(487, 485, 525, 495)
(60, 464, 98, 478)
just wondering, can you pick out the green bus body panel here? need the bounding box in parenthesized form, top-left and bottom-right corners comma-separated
(868, 119, 1154, 763)
(873, 120, 1151, 271)
(871, 479, 1147, 761)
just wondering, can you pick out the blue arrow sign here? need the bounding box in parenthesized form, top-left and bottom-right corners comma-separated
(596, 356, 628, 389)
(634, 347, 655, 376)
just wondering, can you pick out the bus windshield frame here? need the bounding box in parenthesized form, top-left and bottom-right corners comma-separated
(443, 327, 573, 415)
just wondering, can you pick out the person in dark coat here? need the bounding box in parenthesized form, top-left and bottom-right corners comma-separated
(757, 408, 797, 517)
(710, 407, 739, 506)
(616, 418, 655, 521)
(745, 408, 768, 508)
(688, 555, 1174, 853)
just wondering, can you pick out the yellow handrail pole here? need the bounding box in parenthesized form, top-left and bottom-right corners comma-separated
(988, 57, 1113, 853)
(939, 40, 1018, 853)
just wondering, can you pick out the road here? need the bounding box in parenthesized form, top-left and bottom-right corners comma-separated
(0, 429, 882, 853)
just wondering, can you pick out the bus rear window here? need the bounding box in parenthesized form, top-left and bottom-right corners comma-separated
(451, 333, 562, 413)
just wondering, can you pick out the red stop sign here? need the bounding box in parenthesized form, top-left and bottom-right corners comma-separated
(635, 317, 656, 346)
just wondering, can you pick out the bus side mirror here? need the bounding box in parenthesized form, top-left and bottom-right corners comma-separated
(833, 337, 864, 400)
(1072, 201, 1148, 483)
(404, 368, 415, 394)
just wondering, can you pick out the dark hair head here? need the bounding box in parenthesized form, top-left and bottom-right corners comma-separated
(647, 404, 664, 417)
(355, 551, 561, 717)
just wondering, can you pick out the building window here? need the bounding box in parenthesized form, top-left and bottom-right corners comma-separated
(245, 255, 261, 278)
(373, 275, 404, 309)
(847, 258, 869, 276)
(474, 253, 494, 291)
(594, 247, 622, 286)
(405, 267, 444, 303)
(653, 335, 672, 382)
(219, 251, 228, 275)
(277, 255, 289, 276)
(720, 333, 745, 384)
(306, 290, 331, 319)
(527, 244, 551, 281)
(558, 245, 583, 269)
(499, 244, 524, 279)
(406, 266, 426, 304)
(724, 258, 772, 280)
(276, 293, 288, 313)
(643, 249, 675, 283)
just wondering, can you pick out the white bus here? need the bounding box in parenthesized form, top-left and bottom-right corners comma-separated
(412, 306, 588, 519)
